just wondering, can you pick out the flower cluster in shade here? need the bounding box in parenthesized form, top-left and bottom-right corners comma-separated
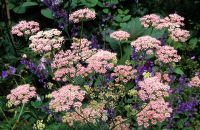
(7, 84, 37, 107)
(11, 20, 40, 37)
(69, 8, 96, 23)
(29, 29, 64, 54)
(138, 76, 170, 101)
(111, 65, 137, 83)
(62, 101, 108, 126)
(156, 45, 181, 63)
(109, 116, 130, 130)
(51, 38, 117, 82)
(33, 120, 45, 130)
(140, 13, 190, 42)
(110, 30, 130, 41)
(189, 76, 200, 87)
(131, 36, 161, 55)
(136, 98, 173, 128)
(49, 84, 86, 112)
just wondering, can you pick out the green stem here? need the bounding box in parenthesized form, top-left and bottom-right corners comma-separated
(14, 74, 26, 84)
(80, 20, 84, 40)
(0, 106, 8, 123)
(119, 42, 123, 58)
(12, 103, 25, 130)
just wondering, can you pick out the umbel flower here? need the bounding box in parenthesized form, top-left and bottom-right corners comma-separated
(29, 29, 64, 54)
(138, 76, 170, 101)
(131, 36, 161, 54)
(156, 45, 181, 63)
(49, 84, 86, 112)
(189, 76, 200, 87)
(11, 20, 40, 37)
(7, 84, 37, 107)
(137, 98, 172, 128)
(69, 8, 96, 23)
(110, 30, 130, 41)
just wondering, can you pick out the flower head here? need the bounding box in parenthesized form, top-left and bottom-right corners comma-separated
(110, 30, 130, 41)
(11, 20, 40, 37)
(69, 8, 96, 23)
(189, 76, 200, 87)
(49, 84, 86, 112)
(156, 45, 181, 63)
(6, 84, 37, 107)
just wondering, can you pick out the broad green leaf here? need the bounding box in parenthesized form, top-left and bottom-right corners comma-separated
(103, 8, 109, 13)
(175, 68, 184, 75)
(13, 6, 26, 14)
(122, 15, 131, 22)
(41, 8, 53, 19)
(82, 0, 98, 7)
(22, 2, 38, 7)
(189, 38, 198, 49)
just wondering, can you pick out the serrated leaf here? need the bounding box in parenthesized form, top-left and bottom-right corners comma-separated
(41, 8, 53, 19)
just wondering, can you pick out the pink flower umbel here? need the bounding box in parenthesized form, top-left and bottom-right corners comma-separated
(137, 98, 172, 128)
(11, 20, 40, 37)
(29, 29, 64, 54)
(7, 84, 37, 107)
(86, 50, 117, 74)
(131, 36, 161, 54)
(169, 28, 190, 42)
(110, 30, 130, 41)
(111, 65, 137, 83)
(189, 76, 200, 87)
(138, 76, 170, 101)
(49, 84, 86, 112)
(156, 45, 181, 63)
(140, 14, 161, 28)
(63, 101, 107, 126)
(69, 8, 96, 23)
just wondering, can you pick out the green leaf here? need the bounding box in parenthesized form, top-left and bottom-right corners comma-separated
(13, 6, 26, 14)
(82, 0, 98, 7)
(189, 38, 198, 49)
(117, 9, 123, 14)
(121, 18, 145, 39)
(8, 3, 15, 10)
(41, 8, 53, 19)
(22, 2, 38, 7)
(122, 15, 131, 22)
(175, 68, 184, 75)
(103, 8, 109, 14)
(114, 15, 123, 22)
(119, 45, 131, 64)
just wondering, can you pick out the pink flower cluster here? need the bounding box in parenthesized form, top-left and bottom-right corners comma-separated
(111, 65, 137, 83)
(155, 72, 171, 84)
(7, 84, 37, 106)
(29, 29, 64, 54)
(189, 76, 200, 87)
(140, 14, 161, 28)
(86, 50, 117, 74)
(63, 101, 107, 126)
(110, 30, 130, 41)
(49, 84, 86, 112)
(109, 116, 130, 130)
(51, 38, 97, 81)
(131, 36, 161, 54)
(137, 98, 172, 128)
(156, 45, 181, 63)
(11, 20, 40, 37)
(140, 13, 189, 42)
(69, 8, 96, 23)
(169, 28, 190, 42)
(138, 76, 170, 101)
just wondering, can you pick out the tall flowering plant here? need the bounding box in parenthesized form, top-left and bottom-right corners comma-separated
(1, 4, 199, 130)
